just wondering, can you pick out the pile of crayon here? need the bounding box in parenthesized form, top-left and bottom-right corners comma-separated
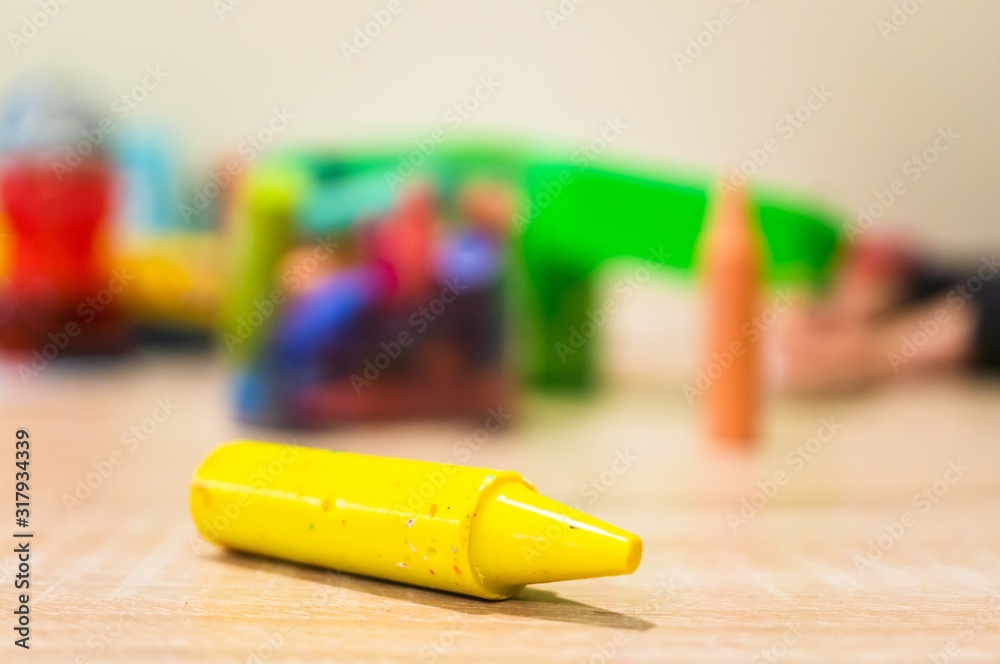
(223, 153, 517, 426)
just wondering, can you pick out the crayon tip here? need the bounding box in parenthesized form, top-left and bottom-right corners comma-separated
(713, 181, 753, 236)
(469, 480, 642, 595)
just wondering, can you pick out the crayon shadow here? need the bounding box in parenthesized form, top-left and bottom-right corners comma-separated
(218, 550, 654, 631)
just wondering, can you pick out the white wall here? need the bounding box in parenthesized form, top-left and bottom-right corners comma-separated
(3, 0, 999, 253)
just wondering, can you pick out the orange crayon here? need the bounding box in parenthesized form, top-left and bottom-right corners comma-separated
(702, 182, 762, 446)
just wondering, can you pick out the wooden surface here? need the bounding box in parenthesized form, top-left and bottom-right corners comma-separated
(3, 353, 1000, 662)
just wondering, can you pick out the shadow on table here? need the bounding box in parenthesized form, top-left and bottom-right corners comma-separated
(218, 550, 654, 631)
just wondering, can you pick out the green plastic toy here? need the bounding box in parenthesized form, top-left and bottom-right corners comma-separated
(514, 157, 843, 389)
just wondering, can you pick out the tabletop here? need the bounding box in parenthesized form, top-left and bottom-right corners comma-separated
(2, 352, 999, 663)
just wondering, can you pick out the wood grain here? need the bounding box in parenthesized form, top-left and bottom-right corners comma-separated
(2, 354, 1000, 662)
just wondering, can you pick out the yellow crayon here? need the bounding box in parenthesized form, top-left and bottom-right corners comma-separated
(190, 441, 642, 600)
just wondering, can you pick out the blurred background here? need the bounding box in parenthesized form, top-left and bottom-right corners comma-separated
(2, 0, 998, 395)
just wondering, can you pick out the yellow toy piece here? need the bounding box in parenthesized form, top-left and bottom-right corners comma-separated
(115, 233, 223, 328)
(191, 441, 641, 600)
